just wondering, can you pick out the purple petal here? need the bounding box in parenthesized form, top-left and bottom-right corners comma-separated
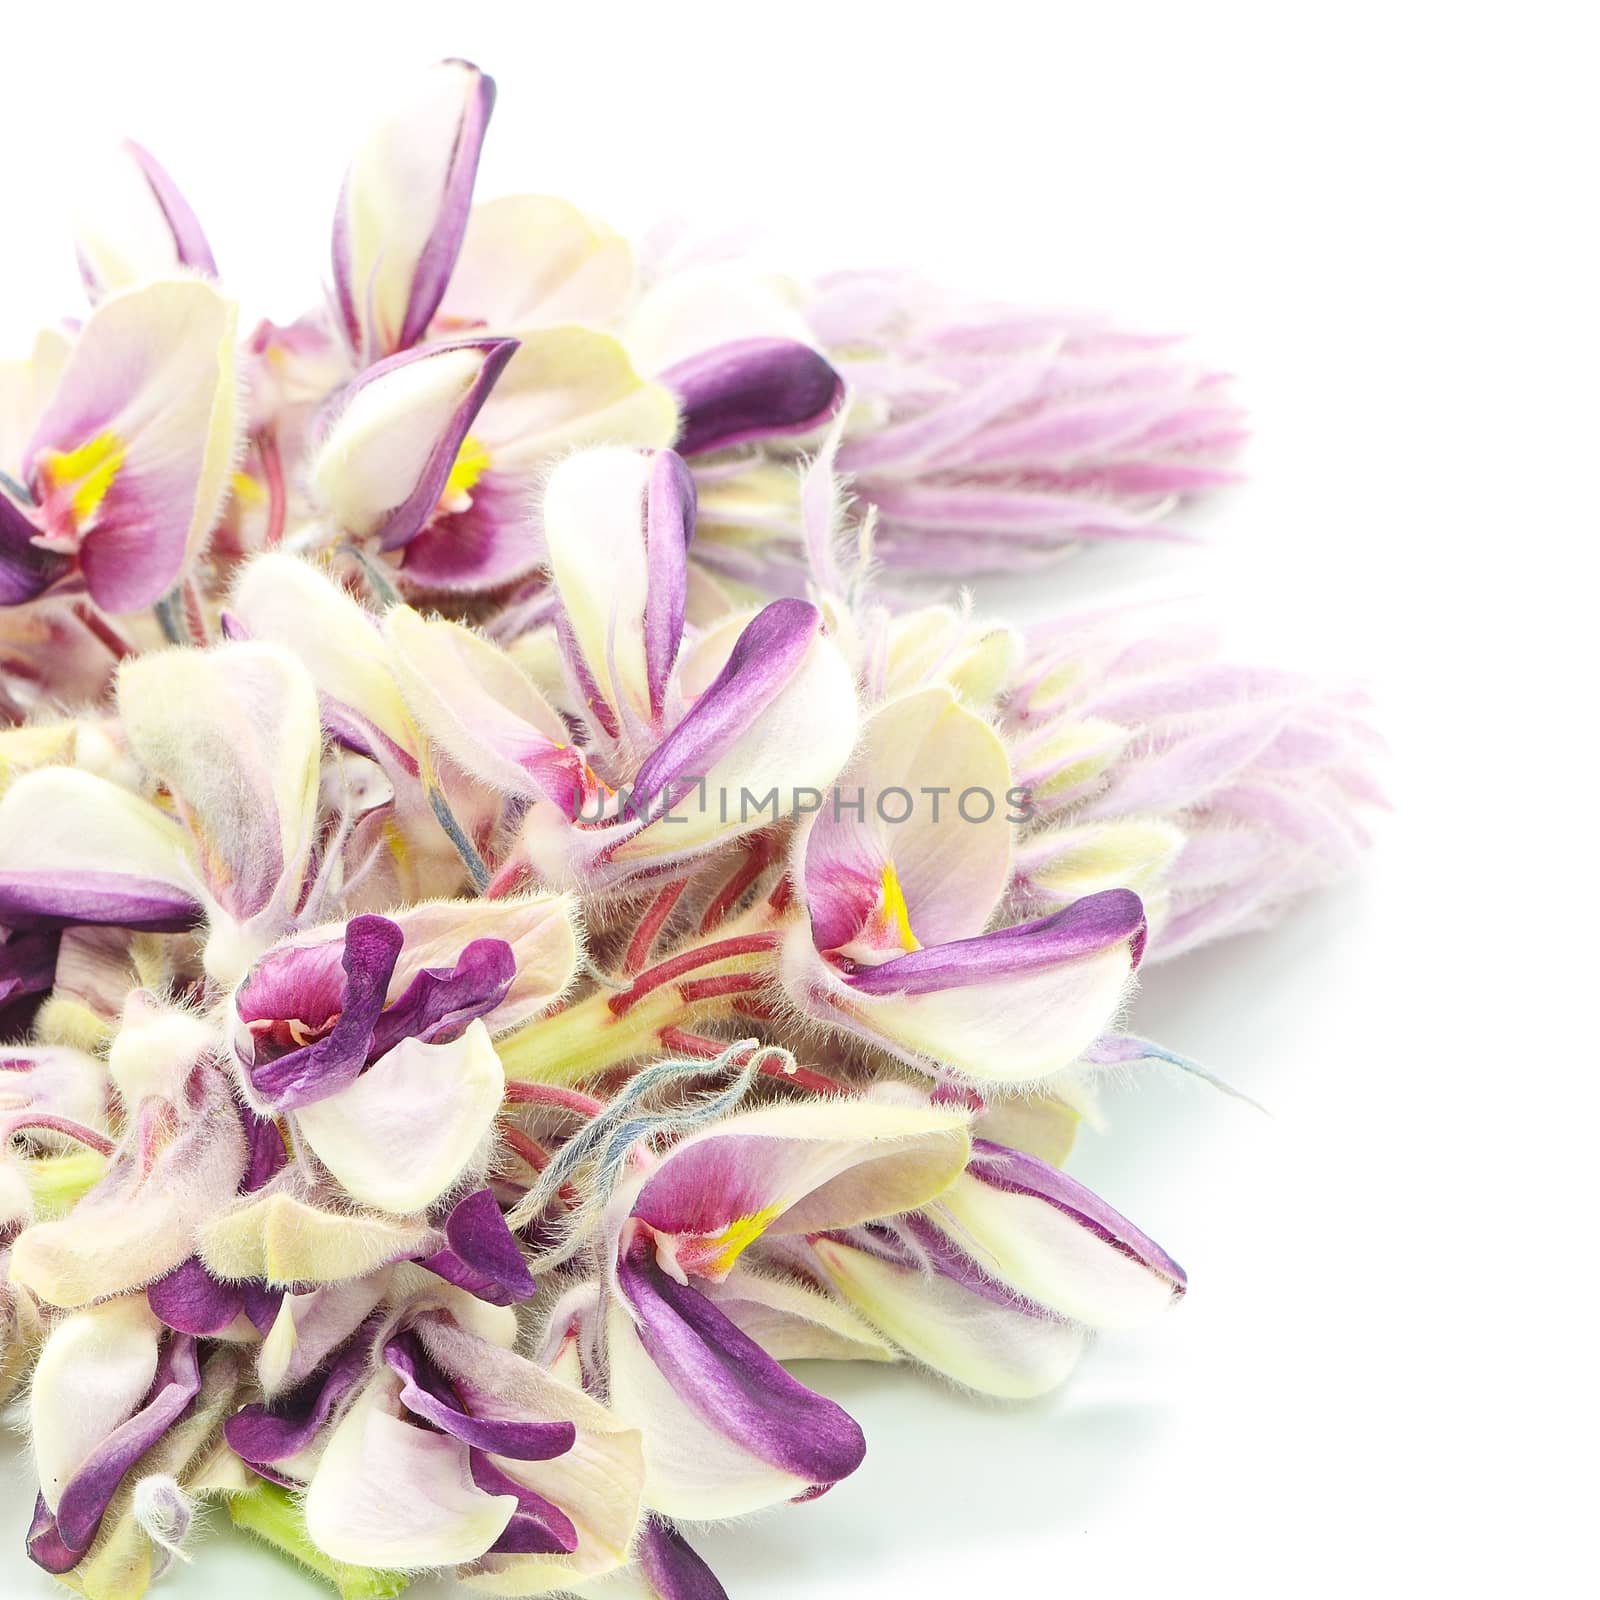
(242, 1282, 285, 1334)
(436, 1187, 535, 1303)
(632, 598, 821, 806)
(663, 339, 843, 456)
(846, 1217, 1042, 1312)
(26, 1495, 79, 1575)
(637, 1516, 729, 1600)
(0, 870, 200, 933)
(802, 830, 889, 956)
(0, 926, 59, 1037)
(244, 915, 404, 1113)
(556, 609, 620, 740)
(224, 1321, 378, 1467)
(235, 937, 349, 1032)
(417, 1246, 519, 1306)
(843, 889, 1147, 997)
(643, 450, 696, 718)
(332, 61, 496, 358)
(241, 921, 514, 1114)
(50, 442, 213, 620)
(330, 338, 518, 553)
(241, 1108, 289, 1192)
(399, 471, 539, 592)
(147, 1256, 244, 1337)
(0, 493, 67, 606)
(469, 1452, 579, 1556)
(52, 1335, 201, 1555)
(123, 140, 217, 276)
(618, 1247, 865, 1489)
(383, 1334, 575, 1461)
(966, 1138, 1187, 1292)
(366, 935, 516, 1058)
(397, 65, 496, 352)
(320, 696, 421, 778)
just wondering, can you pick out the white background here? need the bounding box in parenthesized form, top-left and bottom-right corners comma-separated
(2, 3, 1595, 1596)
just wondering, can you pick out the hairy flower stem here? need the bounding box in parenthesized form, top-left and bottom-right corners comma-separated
(608, 932, 778, 1015)
(502, 1081, 607, 1117)
(0, 1114, 116, 1155)
(657, 1027, 847, 1096)
(623, 879, 689, 971)
(698, 831, 779, 934)
(497, 916, 784, 1087)
(73, 601, 139, 661)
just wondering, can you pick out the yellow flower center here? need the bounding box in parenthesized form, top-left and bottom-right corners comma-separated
(699, 1202, 785, 1276)
(879, 860, 921, 953)
(439, 433, 492, 512)
(38, 430, 126, 531)
(230, 469, 267, 507)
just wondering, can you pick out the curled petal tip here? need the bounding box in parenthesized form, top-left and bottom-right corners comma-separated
(334, 60, 497, 361)
(664, 338, 844, 456)
(310, 336, 517, 552)
(542, 444, 695, 734)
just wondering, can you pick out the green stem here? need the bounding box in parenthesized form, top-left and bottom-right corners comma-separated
(498, 982, 710, 1085)
(227, 1482, 408, 1600)
(495, 909, 785, 1086)
(22, 1149, 109, 1215)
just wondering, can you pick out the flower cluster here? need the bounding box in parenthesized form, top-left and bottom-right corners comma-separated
(0, 59, 1376, 1600)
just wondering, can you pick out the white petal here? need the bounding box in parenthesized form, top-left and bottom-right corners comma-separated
(231, 553, 416, 755)
(1022, 818, 1187, 901)
(0, 767, 194, 902)
(615, 628, 860, 864)
(974, 1092, 1080, 1166)
(625, 263, 813, 375)
(811, 1235, 1085, 1400)
(805, 686, 1015, 952)
(541, 446, 655, 727)
(309, 344, 495, 539)
(199, 1192, 432, 1285)
(476, 328, 677, 467)
(257, 1274, 391, 1398)
(673, 606, 759, 699)
(31, 1298, 161, 1510)
(117, 642, 321, 936)
(384, 605, 572, 800)
(72, 143, 208, 297)
(294, 1020, 503, 1214)
(303, 1378, 515, 1567)
(699, 1262, 895, 1363)
(611, 1096, 971, 1259)
(831, 946, 1134, 1083)
(934, 1171, 1181, 1330)
(337, 60, 488, 359)
(439, 194, 636, 332)
(603, 1299, 805, 1520)
(27, 278, 240, 610)
(418, 1313, 644, 1589)
(884, 606, 1021, 704)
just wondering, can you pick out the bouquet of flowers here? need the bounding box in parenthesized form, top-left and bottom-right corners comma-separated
(0, 58, 1379, 1600)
